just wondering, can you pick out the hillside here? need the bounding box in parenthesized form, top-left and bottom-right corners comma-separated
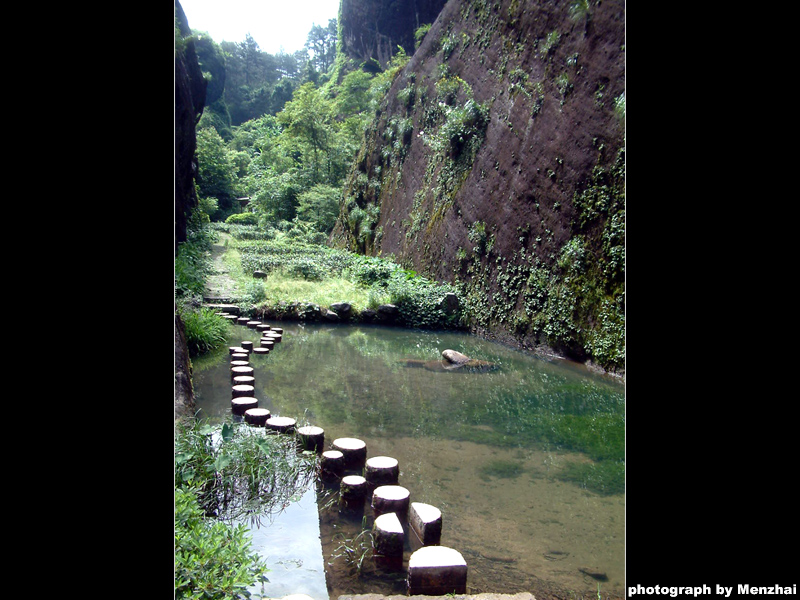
(331, 0, 625, 374)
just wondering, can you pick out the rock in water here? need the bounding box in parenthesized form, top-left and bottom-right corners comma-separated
(442, 349, 470, 364)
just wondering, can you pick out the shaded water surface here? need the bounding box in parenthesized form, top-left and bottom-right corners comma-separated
(192, 323, 625, 599)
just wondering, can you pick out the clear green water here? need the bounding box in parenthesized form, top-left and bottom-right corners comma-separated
(192, 322, 625, 599)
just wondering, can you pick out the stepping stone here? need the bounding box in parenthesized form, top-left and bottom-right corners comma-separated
(332, 438, 367, 469)
(244, 408, 271, 426)
(256, 323, 271, 332)
(232, 384, 255, 398)
(231, 397, 258, 416)
(246, 321, 261, 329)
(320, 450, 344, 479)
(236, 317, 249, 325)
(372, 485, 410, 519)
(260, 338, 275, 348)
(297, 425, 325, 453)
(266, 416, 296, 433)
(409, 502, 443, 546)
(230, 360, 250, 368)
(340, 475, 368, 500)
(373, 511, 404, 557)
(252, 347, 269, 355)
(230, 366, 254, 381)
(407, 546, 467, 595)
(241, 341, 254, 351)
(231, 353, 249, 361)
(365, 456, 399, 486)
(232, 375, 255, 387)
(271, 327, 284, 334)
(229, 346, 247, 355)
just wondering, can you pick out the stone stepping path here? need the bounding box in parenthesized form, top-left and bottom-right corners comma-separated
(217, 309, 470, 595)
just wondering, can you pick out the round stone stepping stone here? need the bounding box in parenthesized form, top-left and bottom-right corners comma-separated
(241, 341, 254, 351)
(260, 338, 275, 348)
(244, 408, 271, 426)
(407, 546, 467, 595)
(230, 360, 250, 368)
(230, 366, 254, 381)
(246, 321, 261, 329)
(340, 475, 368, 500)
(224, 314, 238, 321)
(332, 438, 367, 469)
(256, 323, 271, 332)
(266, 416, 296, 433)
(297, 425, 325, 453)
(372, 485, 410, 518)
(231, 397, 258, 415)
(373, 512, 404, 557)
(236, 317, 249, 325)
(232, 375, 255, 387)
(253, 347, 270, 355)
(229, 346, 247, 355)
(231, 353, 249, 361)
(320, 450, 344, 478)
(365, 456, 399, 486)
(264, 332, 282, 343)
(409, 502, 443, 546)
(232, 384, 255, 398)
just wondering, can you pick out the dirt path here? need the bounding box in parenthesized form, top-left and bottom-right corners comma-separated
(204, 232, 243, 302)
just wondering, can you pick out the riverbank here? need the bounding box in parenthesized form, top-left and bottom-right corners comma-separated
(200, 227, 624, 382)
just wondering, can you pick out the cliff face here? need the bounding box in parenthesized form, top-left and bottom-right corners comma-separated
(175, 0, 206, 420)
(174, 0, 207, 250)
(332, 0, 625, 372)
(339, 0, 448, 67)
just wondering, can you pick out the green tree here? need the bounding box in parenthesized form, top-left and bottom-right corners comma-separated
(276, 82, 334, 184)
(305, 19, 337, 74)
(196, 126, 239, 216)
(297, 183, 341, 233)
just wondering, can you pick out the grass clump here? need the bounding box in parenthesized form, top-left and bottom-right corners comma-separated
(180, 308, 233, 357)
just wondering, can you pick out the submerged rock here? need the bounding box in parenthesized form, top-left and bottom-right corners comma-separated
(401, 350, 498, 373)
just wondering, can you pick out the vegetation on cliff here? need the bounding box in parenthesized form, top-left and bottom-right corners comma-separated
(330, 0, 625, 373)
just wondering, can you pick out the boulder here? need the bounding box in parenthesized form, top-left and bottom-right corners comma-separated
(324, 310, 339, 322)
(400, 351, 499, 373)
(439, 292, 460, 314)
(330, 302, 352, 315)
(442, 349, 470, 364)
(377, 304, 399, 321)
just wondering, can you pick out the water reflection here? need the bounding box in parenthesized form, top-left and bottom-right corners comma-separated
(192, 323, 625, 599)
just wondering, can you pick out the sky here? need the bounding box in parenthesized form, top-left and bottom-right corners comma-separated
(179, 0, 340, 55)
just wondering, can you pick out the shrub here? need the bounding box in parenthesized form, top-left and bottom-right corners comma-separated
(225, 212, 259, 225)
(174, 487, 268, 599)
(387, 270, 463, 329)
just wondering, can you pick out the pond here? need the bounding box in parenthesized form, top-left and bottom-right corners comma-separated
(191, 322, 625, 600)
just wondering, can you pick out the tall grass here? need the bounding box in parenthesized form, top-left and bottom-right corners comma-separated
(181, 308, 232, 356)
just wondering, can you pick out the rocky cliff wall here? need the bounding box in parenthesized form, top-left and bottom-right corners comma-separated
(332, 0, 625, 373)
(339, 0, 448, 67)
(174, 0, 207, 250)
(175, 0, 206, 420)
